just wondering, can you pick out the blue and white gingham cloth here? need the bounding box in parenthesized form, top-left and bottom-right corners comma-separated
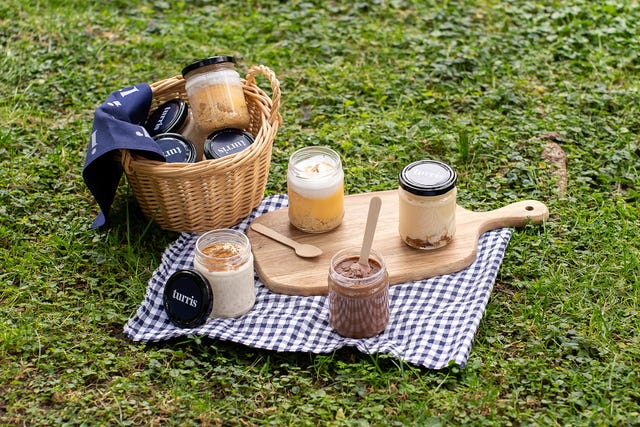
(124, 195, 512, 369)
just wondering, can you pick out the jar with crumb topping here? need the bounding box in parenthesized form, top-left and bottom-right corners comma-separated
(182, 56, 251, 136)
(287, 146, 344, 233)
(192, 229, 255, 318)
(398, 160, 457, 250)
(328, 247, 389, 338)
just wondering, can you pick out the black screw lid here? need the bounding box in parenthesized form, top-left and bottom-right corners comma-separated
(163, 269, 213, 328)
(182, 56, 236, 77)
(399, 160, 457, 196)
(144, 99, 189, 136)
(153, 133, 197, 163)
(203, 128, 254, 159)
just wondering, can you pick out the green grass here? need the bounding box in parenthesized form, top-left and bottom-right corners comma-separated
(1, 0, 639, 425)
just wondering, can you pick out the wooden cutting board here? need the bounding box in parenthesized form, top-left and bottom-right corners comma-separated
(247, 190, 549, 296)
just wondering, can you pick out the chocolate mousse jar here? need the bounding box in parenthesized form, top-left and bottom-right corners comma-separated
(328, 247, 389, 338)
(192, 229, 255, 318)
(287, 146, 344, 233)
(181, 56, 251, 136)
(398, 160, 457, 250)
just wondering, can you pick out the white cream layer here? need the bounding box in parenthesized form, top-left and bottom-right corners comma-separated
(193, 253, 255, 318)
(287, 156, 343, 199)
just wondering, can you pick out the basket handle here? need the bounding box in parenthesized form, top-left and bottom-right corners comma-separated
(121, 149, 135, 174)
(246, 65, 282, 127)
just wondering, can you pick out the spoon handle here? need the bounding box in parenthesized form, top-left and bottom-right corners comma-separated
(250, 223, 300, 250)
(359, 196, 382, 265)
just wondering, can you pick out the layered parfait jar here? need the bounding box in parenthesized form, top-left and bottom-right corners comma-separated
(287, 146, 344, 233)
(398, 160, 458, 250)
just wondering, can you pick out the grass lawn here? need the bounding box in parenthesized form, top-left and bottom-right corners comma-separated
(1, 0, 639, 425)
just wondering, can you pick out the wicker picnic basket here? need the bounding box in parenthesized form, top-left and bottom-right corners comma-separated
(120, 65, 282, 233)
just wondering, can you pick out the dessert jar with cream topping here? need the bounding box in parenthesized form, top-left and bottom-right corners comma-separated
(192, 229, 255, 318)
(328, 247, 389, 339)
(287, 146, 344, 233)
(398, 160, 457, 250)
(182, 56, 251, 136)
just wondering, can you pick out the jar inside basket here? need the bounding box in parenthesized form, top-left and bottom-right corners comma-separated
(182, 56, 251, 136)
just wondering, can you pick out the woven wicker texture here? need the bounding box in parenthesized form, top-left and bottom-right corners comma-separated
(121, 65, 282, 232)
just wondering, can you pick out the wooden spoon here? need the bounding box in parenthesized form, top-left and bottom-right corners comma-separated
(356, 196, 382, 272)
(250, 223, 323, 258)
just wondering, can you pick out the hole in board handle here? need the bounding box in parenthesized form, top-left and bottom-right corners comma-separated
(525, 205, 534, 211)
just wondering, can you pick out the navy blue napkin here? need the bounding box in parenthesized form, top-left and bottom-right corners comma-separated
(82, 83, 165, 228)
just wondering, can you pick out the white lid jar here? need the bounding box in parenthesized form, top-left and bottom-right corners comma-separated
(182, 56, 251, 136)
(192, 229, 255, 318)
(398, 160, 457, 249)
(287, 146, 344, 233)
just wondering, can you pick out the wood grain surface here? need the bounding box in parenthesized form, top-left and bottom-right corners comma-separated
(247, 190, 549, 296)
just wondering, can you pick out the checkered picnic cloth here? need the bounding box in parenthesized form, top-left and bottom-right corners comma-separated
(124, 195, 512, 369)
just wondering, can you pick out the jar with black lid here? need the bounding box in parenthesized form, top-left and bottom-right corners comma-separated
(203, 128, 254, 159)
(398, 160, 457, 250)
(182, 56, 251, 136)
(153, 133, 198, 163)
(145, 99, 207, 160)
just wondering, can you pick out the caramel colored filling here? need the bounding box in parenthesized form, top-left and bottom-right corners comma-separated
(288, 183, 344, 232)
(190, 83, 250, 133)
(199, 242, 244, 271)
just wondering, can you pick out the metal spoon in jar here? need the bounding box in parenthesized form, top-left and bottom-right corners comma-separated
(250, 223, 323, 258)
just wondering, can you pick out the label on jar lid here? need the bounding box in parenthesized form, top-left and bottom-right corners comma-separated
(399, 160, 457, 196)
(203, 128, 254, 159)
(163, 270, 213, 328)
(144, 99, 188, 136)
(153, 133, 197, 163)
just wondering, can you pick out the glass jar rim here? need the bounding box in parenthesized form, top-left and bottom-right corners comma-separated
(195, 229, 250, 268)
(329, 247, 388, 295)
(289, 146, 342, 179)
(182, 56, 236, 77)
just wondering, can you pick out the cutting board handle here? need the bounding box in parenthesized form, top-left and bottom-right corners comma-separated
(475, 200, 549, 234)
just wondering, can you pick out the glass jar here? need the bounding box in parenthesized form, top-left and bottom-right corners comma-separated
(328, 247, 389, 338)
(192, 229, 255, 318)
(144, 99, 208, 161)
(182, 56, 251, 136)
(398, 160, 457, 250)
(287, 146, 344, 233)
(203, 128, 254, 159)
(153, 133, 198, 163)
